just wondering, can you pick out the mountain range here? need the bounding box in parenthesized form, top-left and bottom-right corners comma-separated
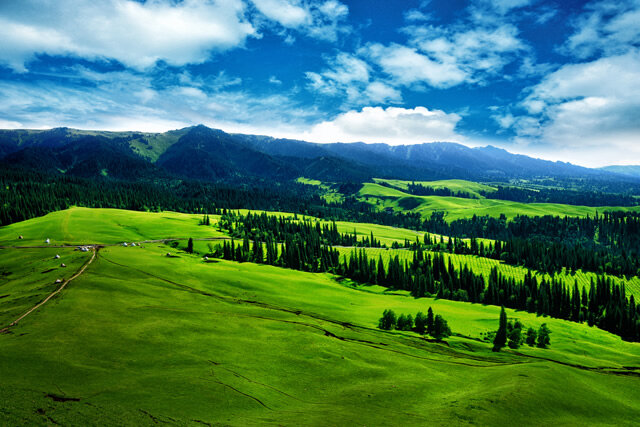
(0, 125, 636, 185)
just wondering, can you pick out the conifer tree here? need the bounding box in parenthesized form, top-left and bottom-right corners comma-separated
(537, 324, 551, 348)
(525, 327, 537, 346)
(493, 306, 508, 352)
(378, 309, 397, 330)
(426, 307, 435, 335)
(414, 311, 427, 334)
(433, 315, 451, 340)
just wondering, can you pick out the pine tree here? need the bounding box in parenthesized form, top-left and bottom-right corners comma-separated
(537, 324, 551, 348)
(507, 320, 522, 349)
(186, 237, 194, 254)
(378, 309, 397, 330)
(397, 314, 413, 331)
(525, 327, 537, 346)
(493, 306, 508, 352)
(433, 315, 451, 340)
(414, 311, 427, 334)
(426, 307, 435, 335)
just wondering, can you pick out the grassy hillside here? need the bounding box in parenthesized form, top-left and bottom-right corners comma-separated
(374, 178, 497, 198)
(0, 207, 226, 246)
(1, 208, 640, 424)
(1, 239, 640, 424)
(296, 177, 344, 203)
(359, 182, 640, 221)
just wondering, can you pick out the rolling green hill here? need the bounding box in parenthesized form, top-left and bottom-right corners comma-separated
(0, 236, 639, 424)
(359, 182, 640, 221)
(374, 178, 497, 198)
(1, 208, 640, 424)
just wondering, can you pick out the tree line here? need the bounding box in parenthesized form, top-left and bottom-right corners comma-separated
(423, 211, 640, 277)
(378, 307, 451, 340)
(213, 212, 640, 342)
(395, 180, 639, 207)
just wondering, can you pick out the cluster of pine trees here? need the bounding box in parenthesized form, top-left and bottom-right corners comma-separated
(491, 307, 550, 351)
(219, 232, 340, 273)
(214, 212, 640, 342)
(423, 212, 640, 276)
(378, 307, 451, 340)
(219, 211, 384, 248)
(481, 185, 638, 207)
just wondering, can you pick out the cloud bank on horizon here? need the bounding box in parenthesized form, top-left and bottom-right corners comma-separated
(0, 0, 638, 167)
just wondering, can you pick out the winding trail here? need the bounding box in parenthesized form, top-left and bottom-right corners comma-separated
(0, 247, 98, 333)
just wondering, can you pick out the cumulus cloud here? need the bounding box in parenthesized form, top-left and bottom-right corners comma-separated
(301, 106, 464, 144)
(250, 0, 349, 42)
(360, 4, 529, 90)
(306, 52, 401, 104)
(499, 50, 640, 165)
(0, 0, 257, 71)
(364, 43, 468, 89)
(563, 0, 640, 59)
(251, 0, 311, 27)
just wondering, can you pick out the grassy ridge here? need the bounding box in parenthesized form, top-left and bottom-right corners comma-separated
(359, 182, 640, 221)
(0, 207, 226, 246)
(373, 178, 497, 198)
(1, 241, 639, 424)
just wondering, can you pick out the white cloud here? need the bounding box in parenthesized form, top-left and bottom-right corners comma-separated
(301, 106, 464, 144)
(404, 9, 431, 22)
(250, 0, 349, 42)
(363, 82, 402, 105)
(306, 52, 401, 104)
(250, 0, 310, 27)
(364, 43, 468, 88)
(0, 67, 320, 134)
(406, 23, 526, 77)
(503, 50, 640, 165)
(482, 0, 534, 15)
(563, 0, 640, 59)
(0, 0, 256, 71)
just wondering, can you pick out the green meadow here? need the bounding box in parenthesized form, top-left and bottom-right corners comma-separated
(358, 181, 640, 221)
(373, 178, 497, 198)
(0, 208, 639, 425)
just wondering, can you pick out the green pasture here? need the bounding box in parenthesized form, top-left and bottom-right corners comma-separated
(359, 182, 640, 221)
(373, 178, 496, 198)
(1, 208, 640, 424)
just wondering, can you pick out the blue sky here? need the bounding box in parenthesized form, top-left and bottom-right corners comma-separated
(0, 0, 639, 166)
